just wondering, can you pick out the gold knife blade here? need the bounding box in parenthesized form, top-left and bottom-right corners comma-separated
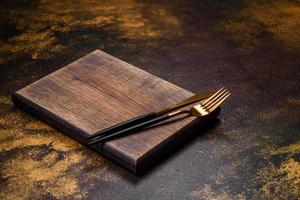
(156, 91, 215, 115)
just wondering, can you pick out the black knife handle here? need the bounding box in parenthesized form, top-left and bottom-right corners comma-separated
(88, 113, 171, 145)
(88, 112, 157, 140)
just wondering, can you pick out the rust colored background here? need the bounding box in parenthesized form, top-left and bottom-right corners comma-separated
(0, 0, 299, 199)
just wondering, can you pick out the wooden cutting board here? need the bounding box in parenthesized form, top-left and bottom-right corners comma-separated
(12, 50, 215, 173)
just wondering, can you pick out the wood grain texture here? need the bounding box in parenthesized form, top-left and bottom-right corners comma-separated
(12, 49, 206, 173)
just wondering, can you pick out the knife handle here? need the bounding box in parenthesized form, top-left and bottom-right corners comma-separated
(88, 112, 157, 140)
(88, 113, 171, 145)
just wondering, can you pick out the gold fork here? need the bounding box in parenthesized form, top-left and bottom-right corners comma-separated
(89, 88, 230, 145)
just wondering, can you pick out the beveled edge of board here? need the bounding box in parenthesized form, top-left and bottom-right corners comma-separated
(11, 92, 89, 143)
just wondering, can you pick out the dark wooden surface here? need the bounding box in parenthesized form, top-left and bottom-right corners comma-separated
(0, 1, 299, 199)
(13, 49, 199, 172)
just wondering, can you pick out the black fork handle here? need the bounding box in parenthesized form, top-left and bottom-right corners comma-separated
(88, 112, 157, 140)
(88, 114, 171, 145)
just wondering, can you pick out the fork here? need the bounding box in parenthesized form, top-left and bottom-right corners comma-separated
(88, 88, 230, 145)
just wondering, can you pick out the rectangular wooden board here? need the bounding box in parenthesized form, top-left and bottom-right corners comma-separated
(12, 50, 212, 173)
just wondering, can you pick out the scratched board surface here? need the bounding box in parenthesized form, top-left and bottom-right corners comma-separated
(0, 0, 299, 200)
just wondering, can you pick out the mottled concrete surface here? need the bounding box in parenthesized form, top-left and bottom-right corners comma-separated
(0, 0, 299, 199)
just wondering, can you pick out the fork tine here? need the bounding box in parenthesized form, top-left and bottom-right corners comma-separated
(202, 88, 228, 108)
(206, 92, 230, 112)
(202, 87, 225, 106)
(206, 90, 229, 109)
(203, 89, 229, 109)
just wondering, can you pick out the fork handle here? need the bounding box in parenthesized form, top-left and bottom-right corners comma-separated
(88, 113, 171, 145)
(88, 112, 157, 139)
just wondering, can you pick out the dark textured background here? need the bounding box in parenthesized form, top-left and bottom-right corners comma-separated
(0, 0, 299, 199)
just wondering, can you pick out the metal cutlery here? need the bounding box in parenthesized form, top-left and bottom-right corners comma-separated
(88, 88, 230, 145)
(87, 90, 215, 141)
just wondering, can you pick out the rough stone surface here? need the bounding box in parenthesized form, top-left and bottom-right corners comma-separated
(0, 0, 299, 199)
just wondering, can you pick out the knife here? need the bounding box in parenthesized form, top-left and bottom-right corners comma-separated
(88, 90, 214, 143)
